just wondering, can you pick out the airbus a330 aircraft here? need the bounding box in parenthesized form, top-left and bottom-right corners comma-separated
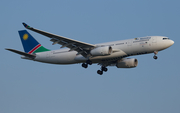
(6, 23, 174, 75)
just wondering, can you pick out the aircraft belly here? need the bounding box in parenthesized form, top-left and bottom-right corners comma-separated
(55, 51, 78, 64)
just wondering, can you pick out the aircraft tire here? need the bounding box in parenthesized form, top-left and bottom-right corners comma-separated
(82, 63, 88, 68)
(153, 56, 158, 60)
(97, 70, 103, 75)
(102, 67, 108, 72)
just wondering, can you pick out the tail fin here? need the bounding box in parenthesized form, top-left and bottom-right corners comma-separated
(19, 30, 50, 53)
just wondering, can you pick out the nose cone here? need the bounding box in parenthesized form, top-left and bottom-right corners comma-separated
(169, 40, 174, 46)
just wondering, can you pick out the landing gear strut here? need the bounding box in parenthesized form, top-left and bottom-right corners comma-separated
(86, 60, 92, 65)
(97, 66, 108, 75)
(153, 51, 158, 60)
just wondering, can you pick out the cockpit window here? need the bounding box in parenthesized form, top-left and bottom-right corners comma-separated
(163, 38, 169, 40)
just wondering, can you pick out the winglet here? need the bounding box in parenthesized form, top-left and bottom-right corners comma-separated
(22, 22, 31, 28)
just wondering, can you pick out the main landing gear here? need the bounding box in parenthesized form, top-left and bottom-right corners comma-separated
(81, 60, 108, 75)
(82, 63, 88, 68)
(97, 66, 108, 75)
(82, 60, 92, 68)
(153, 51, 158, 60)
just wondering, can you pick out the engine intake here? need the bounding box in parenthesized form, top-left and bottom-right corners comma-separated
(90, 46, 112, 56)
(116, 58, 138, 68)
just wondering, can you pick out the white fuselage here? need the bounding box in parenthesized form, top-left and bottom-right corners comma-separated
(31, 36, 174, 64)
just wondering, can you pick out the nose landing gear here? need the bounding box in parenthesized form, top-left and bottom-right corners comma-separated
(153, 55, 158, 59)
(153, 51, 158, 60)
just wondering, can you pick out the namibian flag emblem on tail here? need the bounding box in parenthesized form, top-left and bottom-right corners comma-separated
(19, 30, 50, 53)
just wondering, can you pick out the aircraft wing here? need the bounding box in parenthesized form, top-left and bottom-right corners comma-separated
(22, 23, 95, 57)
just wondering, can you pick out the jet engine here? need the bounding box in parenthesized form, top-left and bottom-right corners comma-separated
(116, 58, 138, 68)
(90, 46, 112, 56)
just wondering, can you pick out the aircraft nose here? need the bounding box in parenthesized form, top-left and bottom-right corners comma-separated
(170, 40, 174, 46)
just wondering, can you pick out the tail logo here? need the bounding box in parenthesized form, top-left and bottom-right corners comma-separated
(23, 34, 28, 40)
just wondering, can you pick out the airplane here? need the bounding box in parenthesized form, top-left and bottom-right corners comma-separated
(6, 23, 174, 75)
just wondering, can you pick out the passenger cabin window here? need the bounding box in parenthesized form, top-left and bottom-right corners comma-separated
(163, 38, 169, 40)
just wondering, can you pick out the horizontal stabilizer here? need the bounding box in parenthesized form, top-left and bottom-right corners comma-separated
(5, 48, 36, 59)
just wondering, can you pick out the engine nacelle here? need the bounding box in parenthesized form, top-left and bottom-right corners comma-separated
(116, 58, 138, 68)
(90, 46, 112, 56)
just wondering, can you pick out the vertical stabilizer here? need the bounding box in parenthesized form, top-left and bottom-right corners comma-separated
(18, 30, 50, 53)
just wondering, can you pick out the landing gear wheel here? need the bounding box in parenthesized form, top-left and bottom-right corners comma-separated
(102, 66, 108, 72)
(153, 56, 158, 60)
(97, 70, 103, 75)
(153, 51, 158, 60)
(82, 63, 88, 68)
(86, 60, 92, 65)
(103, 68, 108, 72)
